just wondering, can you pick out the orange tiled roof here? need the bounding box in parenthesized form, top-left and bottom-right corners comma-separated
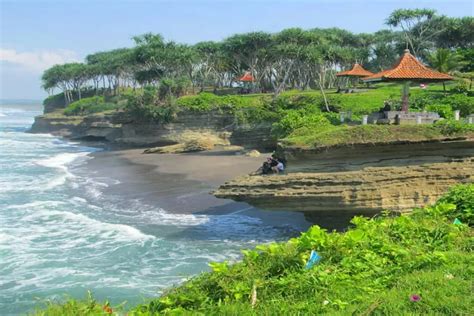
(363, 49, 453, 82)
(336, 63, 374, 77)
(239, 72, 255, 82)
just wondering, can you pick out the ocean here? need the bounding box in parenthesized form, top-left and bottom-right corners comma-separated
(0, 102, 296, 314)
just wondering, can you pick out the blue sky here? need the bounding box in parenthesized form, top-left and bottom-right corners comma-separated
(1, 0, 473, 100)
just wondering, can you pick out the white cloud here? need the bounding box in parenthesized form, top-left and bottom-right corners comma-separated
(0, 48, 80, 72)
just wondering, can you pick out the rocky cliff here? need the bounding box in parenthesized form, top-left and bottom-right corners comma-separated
(30, 110, 276, 150)
(214, 139, 474, 224)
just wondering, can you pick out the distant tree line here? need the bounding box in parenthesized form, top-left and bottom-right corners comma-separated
(41, 9, 473, 104)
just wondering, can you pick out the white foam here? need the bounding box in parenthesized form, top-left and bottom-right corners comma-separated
(54, 210, 155, 242)
(6, 200, 66, 210)
(43, 175, 68, 190)
(35, 152, 90, 170)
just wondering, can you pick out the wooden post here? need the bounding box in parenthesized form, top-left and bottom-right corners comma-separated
(401, 81, 409, 113)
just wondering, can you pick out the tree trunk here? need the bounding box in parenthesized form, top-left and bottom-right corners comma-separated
(318, 73, 330, 112)
(401, 81, 410, 113)
(273, 61, 295, 99)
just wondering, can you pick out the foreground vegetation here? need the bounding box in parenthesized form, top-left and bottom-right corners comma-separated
(33, 184, 473, 315)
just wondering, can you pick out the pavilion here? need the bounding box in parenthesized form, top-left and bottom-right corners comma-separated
(336, 63, 374, 89)
(239, 72, 255, 82)
(363, 49, 453, 112)
(238, 71, 255, 93)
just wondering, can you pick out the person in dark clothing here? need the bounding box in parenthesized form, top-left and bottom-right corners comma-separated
(255, 156, 287, 175)
(261, 160, 273, 174)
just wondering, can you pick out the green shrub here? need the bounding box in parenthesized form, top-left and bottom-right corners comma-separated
(450, 81, 469, 94)
(158, 77, 191, 100)
(426, 103, 454, 118)
(436, 184, 474, 225)
(442, 94, 474, 116)
(434, 119, 474, 135)
(124, 86, 178, 123)
(43, 93, 66, 107)
(271, 110, 332, 138)
(63, 96, 119, 116)
(32, 291, 122, 316)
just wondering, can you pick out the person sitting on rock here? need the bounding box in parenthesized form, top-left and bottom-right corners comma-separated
(262, 158, 273, 175)
(270, 156, 285, 174)
(254, 158, 273, 175)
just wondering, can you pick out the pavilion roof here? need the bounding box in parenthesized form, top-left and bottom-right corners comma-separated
(239, 72, 255, 82)
(336, 63, 374, 77)
(363, 49, 453, 82)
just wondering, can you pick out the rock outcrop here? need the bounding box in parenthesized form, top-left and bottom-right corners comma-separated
(30, 110, 276, 150)
(143, 132, 227, 154)
(214, 160, 473, 213)
(214, 139, 474, 219)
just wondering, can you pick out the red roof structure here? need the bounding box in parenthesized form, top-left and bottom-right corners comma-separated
(363, 49, 453, 82)
(336, 63, 374, 77)
(363, 49, 453, 112)
(239, 72, 255, 82)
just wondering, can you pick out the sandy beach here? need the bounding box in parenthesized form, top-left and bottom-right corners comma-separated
(87, 148, 312, 231)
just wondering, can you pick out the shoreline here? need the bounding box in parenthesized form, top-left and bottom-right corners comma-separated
(85, 148, 312, 231)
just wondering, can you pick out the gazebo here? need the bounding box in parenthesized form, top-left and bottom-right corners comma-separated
(336, 63, 374, 88)
(239, 72, 255, 82)
(238, 71, 255, 93)
(363, 49, 453, 112)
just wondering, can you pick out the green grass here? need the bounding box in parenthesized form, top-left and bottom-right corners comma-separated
(32, 184, 474, 315)
(282, 120, 474, 149)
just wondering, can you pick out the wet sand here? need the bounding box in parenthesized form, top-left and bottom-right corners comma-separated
(86, 148, 311, 231)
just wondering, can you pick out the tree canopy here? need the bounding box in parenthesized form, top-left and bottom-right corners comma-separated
(41, 9, 473, 105)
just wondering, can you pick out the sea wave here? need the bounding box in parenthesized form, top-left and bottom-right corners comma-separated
(35, 152, 91, 170)
(6, 201, 155, 243)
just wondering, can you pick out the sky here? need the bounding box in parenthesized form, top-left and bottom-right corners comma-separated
(1, 0, 473, 100)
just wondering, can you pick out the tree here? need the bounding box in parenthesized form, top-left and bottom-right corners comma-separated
(427, 48, 463, 91)
(386, 8, 438, 58)
(433, 17, 474, 49)
(222, 32, 273, 91)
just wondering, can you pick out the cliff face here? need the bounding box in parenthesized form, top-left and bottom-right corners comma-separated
(214, 139, 474, 220)
(282, 139, 474, 172)
(30, 110, 276, 150)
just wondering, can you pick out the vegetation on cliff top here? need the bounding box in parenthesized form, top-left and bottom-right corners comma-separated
(282, 120, 474, 149)
(40, 8, 473, 107)
(32, 184, 474, 315)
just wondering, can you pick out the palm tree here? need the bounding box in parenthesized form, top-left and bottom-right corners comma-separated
(427, 48, 462, 91)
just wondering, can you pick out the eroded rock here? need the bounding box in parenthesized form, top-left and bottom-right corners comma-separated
(214, 160, 474, 213)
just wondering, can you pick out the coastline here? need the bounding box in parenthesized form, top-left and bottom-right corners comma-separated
(86, 148, 312, 231)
